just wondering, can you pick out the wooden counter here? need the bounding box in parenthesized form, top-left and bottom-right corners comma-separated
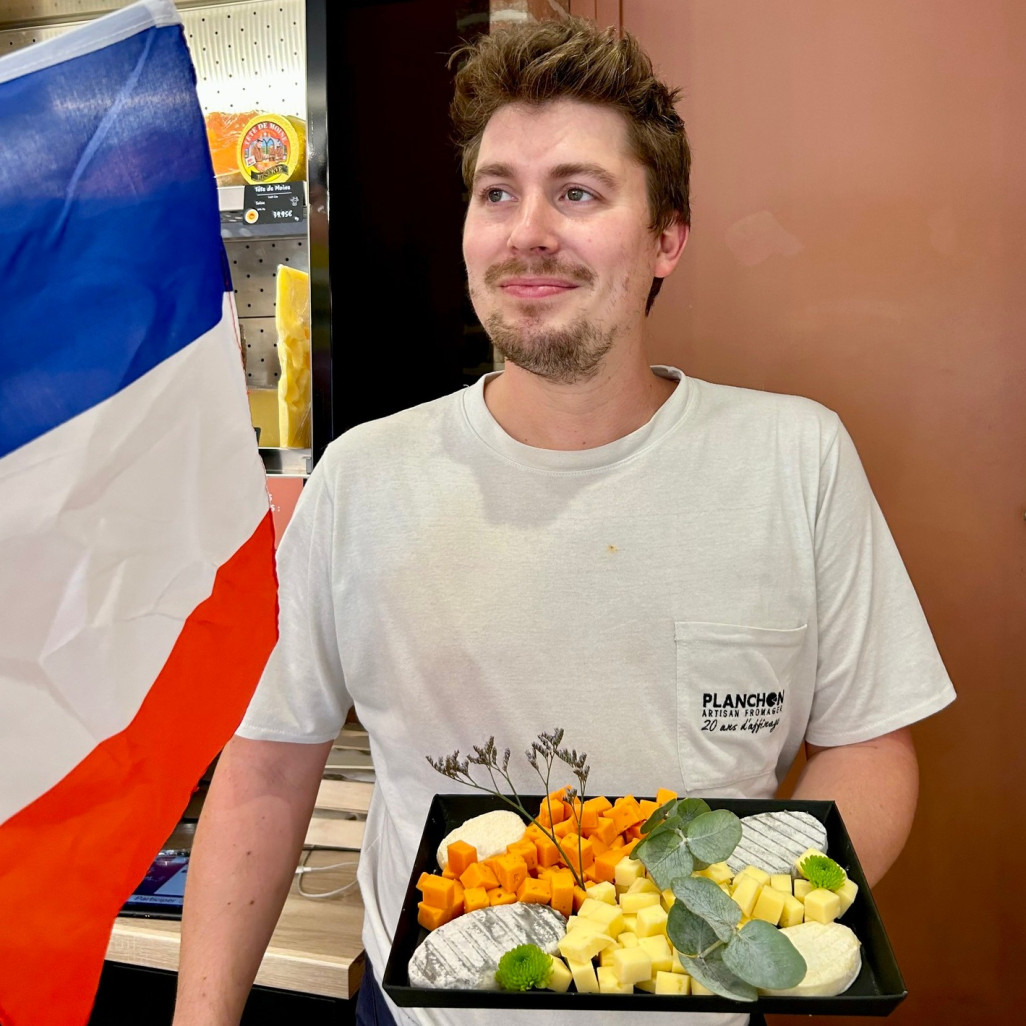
(105, 848, 366, 999)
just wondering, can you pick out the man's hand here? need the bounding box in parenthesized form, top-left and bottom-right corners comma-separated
(171, 734, 333, 1026)
(789, 727, 919, 887)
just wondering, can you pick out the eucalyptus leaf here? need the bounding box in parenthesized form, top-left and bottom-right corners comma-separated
(666, 900, 721, 957)
(680, 950, 759, 1002)
(721, 919, 807, 990)
(639, 797, 678, 835)
(663, 796, 711, 833)
(633, 829, 694, 889)
(685, 808, 743, 865)
(670, 875, 741, 942)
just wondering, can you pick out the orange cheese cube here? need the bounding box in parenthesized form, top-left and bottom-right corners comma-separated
(460, 862, 499, 891)
(655, 788, 678, 805)
(549, 869, 574, 917)
(572, 885, 589, 912)
(446, 840, 478, 878)
(592, 848, 625, 884)
(493, 854, 529, 893)
(537, 798, 567, 827)
(463, 886, 490, 913)
(507, 839, 539, 871)
(639, 799, 660, 819)
(584, 795, 613, 815)
(418, 874, 456, 909)
(517, 876, 552, 905)
(553, 818, 576, 838)
(610, 796, 644, 835)
(450, 878, 465, 916)
(488, 888, 517, 906)
(534, 833, 562, 868)
(417, 901, 454, 930)
(560, 833, 594, 875)
(586, 816, 618, 846)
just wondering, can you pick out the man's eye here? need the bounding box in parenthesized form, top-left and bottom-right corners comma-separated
(484, 187, 512, 203)
(564, 187, 595, 202)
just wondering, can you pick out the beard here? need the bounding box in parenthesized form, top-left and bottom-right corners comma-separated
(475, 256, 614, 385)
(484, 313, 614, 385)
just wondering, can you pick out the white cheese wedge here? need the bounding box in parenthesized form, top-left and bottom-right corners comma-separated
(726, 811, 829, 875)
(760, 921, 862, 997)
(436, 810, 526, 870)
(408, 903, 566, 990)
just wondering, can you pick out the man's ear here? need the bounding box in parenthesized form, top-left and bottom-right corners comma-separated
(654, 219, 689, 279)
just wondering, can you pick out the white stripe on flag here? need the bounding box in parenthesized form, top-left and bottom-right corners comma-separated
(0, 296, 267, 824)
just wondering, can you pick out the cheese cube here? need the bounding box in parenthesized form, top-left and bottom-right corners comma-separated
(578, 897, 626, 937)
(661, 888, 676, 910)
(638, 934, 673, 973)
(634, 978, 657, 993)
(635, 902, 669, 938)
(770, 874, 793, 894)
(803, 887, 841, 924)
(585, 881, 618, 905)
(670, 948, 686, 974)
(621, 913, 637, 934)
(691, 979, 714, 995)
(655, 970, 690, 995)
(620, 891, 661, 914)
(558, 919, 615, 961)
(546, 956, 573, 993)
(596, 965, 633, 994)
(793, 847, 829, 878)
(735, 865, 770, 888)
(694, 861, 732, 885)
(779, 894, 805, 927)
(566, 957, 599, 993)
(793, 878, 814, 902)
(836, 878, 859, 915)
(618, 930, 639, 948)
(730, 875, 762, 917)
(614, 857, 647, 891)
(751, 885, 786, 925)
(612, 946, 654, 986)
(626, 877, 661, 895)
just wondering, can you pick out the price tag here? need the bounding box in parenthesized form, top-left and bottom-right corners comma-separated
(242, 182, 305, 225)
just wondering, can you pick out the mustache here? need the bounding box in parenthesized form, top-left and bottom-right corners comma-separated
(483, 257, 595, 288)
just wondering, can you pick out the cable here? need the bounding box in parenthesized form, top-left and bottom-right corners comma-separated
(295, 846, 360, 900)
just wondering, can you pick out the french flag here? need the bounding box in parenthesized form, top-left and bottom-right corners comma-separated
(0, 3, 278, 1024)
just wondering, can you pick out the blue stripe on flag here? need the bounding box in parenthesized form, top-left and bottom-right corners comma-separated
(0, 22, 225, 461)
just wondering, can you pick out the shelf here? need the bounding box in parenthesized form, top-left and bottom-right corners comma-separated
(260, 447, 312, 476)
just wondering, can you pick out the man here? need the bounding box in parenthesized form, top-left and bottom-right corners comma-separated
(173, 17, 954, 1026)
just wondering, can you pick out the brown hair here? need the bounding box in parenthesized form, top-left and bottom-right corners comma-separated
(450, 16, 691, 235)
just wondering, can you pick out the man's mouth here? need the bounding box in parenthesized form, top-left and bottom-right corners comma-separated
(498, 278, 579, 299)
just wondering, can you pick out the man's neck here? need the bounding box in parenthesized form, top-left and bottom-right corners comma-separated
(483, 349, 677, 451)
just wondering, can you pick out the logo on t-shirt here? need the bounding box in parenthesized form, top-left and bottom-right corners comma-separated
(700, 690, 785, 735)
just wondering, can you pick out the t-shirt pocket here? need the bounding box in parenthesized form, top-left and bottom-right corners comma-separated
(675, 620, 808, 793)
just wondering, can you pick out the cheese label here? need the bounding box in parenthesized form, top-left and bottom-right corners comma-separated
(237, 114, 300, 184)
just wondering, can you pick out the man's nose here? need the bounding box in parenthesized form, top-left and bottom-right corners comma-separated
(507, 195, 559, 253)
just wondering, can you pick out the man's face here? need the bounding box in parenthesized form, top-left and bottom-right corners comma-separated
(463, 99, 681, 384)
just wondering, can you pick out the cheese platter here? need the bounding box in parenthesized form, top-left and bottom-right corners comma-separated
(382, 794, 907, 1015)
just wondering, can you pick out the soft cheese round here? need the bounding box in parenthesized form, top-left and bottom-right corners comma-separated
(408, 903, 567, 990)
(761, 921, 862, 997)
(726, 810, 829, 875)
(436, 809, 526, 870)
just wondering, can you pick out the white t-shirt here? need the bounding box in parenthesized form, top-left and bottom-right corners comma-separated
(239, 367, 954, 1026)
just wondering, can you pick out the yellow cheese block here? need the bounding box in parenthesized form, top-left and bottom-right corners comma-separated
(275, 265, 311, 448)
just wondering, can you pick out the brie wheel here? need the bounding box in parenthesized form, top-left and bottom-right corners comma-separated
(761, 920, 862, 997)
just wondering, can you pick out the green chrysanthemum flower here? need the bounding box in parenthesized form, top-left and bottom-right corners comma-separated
(494, 944, 553, 992)
(799, 853, 846, 891)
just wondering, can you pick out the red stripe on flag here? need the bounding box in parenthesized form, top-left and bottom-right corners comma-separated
(0, 511, 277, 1026)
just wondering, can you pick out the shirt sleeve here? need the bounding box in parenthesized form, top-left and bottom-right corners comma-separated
(236, 463, 351, 743)
(805, 417, 955, 746)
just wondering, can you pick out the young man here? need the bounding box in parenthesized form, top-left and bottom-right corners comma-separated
(173, 18, 954, 1026)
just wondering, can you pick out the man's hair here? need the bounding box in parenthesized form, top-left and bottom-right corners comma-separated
(450, 16, 691, 235)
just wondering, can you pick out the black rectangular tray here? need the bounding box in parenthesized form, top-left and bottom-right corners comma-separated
(382, 794, 906, 1015)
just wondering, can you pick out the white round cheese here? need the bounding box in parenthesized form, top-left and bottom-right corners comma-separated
(761, 920, 862, 997)
(726, 810, 829, 875)
(436, 809, 526, 870)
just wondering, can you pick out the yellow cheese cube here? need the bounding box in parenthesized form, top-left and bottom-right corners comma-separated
(612, 946, 654, 986)
(585, 881, 618, 905)
(779, 894, 805, 927)
(694, 861, 732, 885)
(558, 919, 615, 961)
(661, 888, 676, 910)
(618, 930, 639, 948)
(546, 956, 573, 993)
(691, 979, 714, 995)
(578, 897, 626, 937)
(596, 965, 633, 994)
(730, 875, 762, 917)
(635, 902, 669, 938)
(751, 885, 786, 925)
(638, 934, 673, 973)
(566, 956, 599, 993)
(621, 913, 637, 934)
(736, 865, 770, 888)
(803, 887, 841, 924)
(634, 978, 657, 993)
(670, 948, 686, 974)
(598, 945, 617, 968)
(626, 877, 661, 895)
(836, 878, 859, 915)
(793, 847, 829, 878)
(793, 878, 814, 902)
(655, 970, 690, 995)
(614, 857, 647, 891)
(620, 891, 661, 914)
(770, 873, 793, 894)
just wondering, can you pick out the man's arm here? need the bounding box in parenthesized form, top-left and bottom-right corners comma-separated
(172, 734, 334, 1026)
(788, 726, 919, 887)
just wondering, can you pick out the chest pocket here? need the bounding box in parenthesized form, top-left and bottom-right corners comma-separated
(675, 621, 808, 793)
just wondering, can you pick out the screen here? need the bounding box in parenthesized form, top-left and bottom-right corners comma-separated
(119, 850, 189, 919)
